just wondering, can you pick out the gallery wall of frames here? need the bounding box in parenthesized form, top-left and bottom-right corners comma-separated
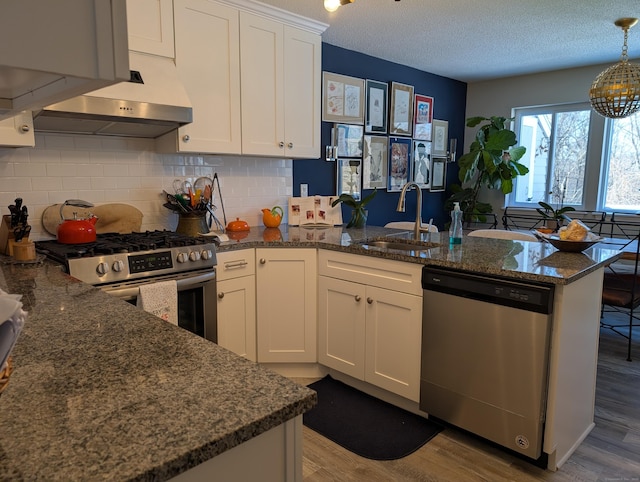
(323, 72, 453, 201)
(293, 43, 467, 229)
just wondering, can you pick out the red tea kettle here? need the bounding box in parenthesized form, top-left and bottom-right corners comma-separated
(57, 199, 98, 244)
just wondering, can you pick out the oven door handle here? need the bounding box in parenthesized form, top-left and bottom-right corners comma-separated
(102, 270, 216, 299)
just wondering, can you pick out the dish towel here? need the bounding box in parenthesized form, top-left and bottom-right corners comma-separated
(137, 280, 178, 326)
(0, 289, 27, 371)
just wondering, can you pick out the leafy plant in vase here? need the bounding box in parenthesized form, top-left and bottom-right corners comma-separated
(332, 188, 377, 228)
(536, 202, 576, 233)
(445, 116, 528, 225)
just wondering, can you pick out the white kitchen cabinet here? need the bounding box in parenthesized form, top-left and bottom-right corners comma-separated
(157, 0, 242, 154)
(256, 248, 317, 363)
(126, 0, 175, 58)
(239, 12, 322, 158)
(216, 250, 256, 361)
(318, 250, 423, 402)
(0, 112, 34, 147)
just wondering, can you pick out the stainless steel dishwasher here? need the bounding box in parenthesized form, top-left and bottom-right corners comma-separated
(420, 266, 554, 460)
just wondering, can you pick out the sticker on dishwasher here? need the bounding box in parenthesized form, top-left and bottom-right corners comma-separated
(515, 435, 530, 450)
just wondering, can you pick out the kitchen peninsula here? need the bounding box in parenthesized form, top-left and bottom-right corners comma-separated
(0, 226, 622, 478)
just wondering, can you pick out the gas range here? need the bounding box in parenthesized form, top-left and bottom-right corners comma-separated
(36, 231, 218, 286)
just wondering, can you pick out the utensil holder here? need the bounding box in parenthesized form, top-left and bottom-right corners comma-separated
(176, 212, 208, 237)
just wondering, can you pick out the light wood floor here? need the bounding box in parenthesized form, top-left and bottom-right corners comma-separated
(295, 319, 640, 481)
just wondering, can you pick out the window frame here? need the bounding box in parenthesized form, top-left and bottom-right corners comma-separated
(507, 102, 605, 212)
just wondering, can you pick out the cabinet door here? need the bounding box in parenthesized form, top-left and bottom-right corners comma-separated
(364, 286, 423, 402)
(256, 248, 317, 363)
(318, 276, 366, 379)
(127, 0, 175, 58)
(217, 276, 256, 361)
(239, 12, 285, 157)
(283, 25, 321, 159)
(0, 112, 34, 147)
(168, 0, 242, 154)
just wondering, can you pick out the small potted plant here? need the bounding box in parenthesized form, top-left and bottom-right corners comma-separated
(332, 188, 377, 228)
(536, 201, 575, 232)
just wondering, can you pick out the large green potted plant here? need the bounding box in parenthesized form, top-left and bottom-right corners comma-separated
(445, 116, 528, 224)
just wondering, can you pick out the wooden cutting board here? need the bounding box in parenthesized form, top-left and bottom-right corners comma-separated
(42, 203, 144, 236)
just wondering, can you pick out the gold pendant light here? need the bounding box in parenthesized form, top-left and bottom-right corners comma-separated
(589, 18, 640, 119)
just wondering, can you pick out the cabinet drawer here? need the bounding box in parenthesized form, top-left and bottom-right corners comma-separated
(318, 250, 422, 296)
(216, 249, 256, 281)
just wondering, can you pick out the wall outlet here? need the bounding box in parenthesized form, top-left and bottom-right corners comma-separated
(300, 183, 308, 197)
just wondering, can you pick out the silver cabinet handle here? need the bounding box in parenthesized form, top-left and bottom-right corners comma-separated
(218, 292, 224, 299)
(367, 297, 373, 304)
(278, 141, 285, 148)
(355, 295, 361, 302)
(182, 134, 190, 142)
(20, 124, 30, 133)
(260, 258, 266, 264)
(224, 260, 248, 269)
(287, 142, 293, 149)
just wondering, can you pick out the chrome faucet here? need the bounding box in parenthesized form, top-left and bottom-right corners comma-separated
(396, 182, 423, 240)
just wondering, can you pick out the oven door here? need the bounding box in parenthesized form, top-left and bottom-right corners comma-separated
(100, 269, 217, 343)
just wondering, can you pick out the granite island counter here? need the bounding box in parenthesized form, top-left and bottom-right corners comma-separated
(0, 225, 623, 477)
(0, 261, 316, 481)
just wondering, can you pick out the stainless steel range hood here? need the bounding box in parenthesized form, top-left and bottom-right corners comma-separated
(33, 52, 192, 138)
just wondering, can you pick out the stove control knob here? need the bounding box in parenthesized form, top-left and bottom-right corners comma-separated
(96, 262, 110, 276)
(177, 252, 189, 263)
(189, 251, 201, 262)
(201, 249, 213, 260)
(112, 260, 125, 272)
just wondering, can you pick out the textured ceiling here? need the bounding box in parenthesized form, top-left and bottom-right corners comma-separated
(256, 0, 640, 82)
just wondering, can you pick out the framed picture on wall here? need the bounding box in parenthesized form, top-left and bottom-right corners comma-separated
(389, 82, 414, 136)
(432, 119, 449, 157)
(337, 158, 362, 200)
(387, 137, 412, 192)
(334, 123, 363, 157)
(364, 80, 388, 134)
(412, 140, 431, 189)
(430, 157, 447, 192)
(322, 72, 365, 124)
(413, 94, 434, 140)
(363, 135, 388, 189)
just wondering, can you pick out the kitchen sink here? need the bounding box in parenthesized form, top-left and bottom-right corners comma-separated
(356, 239, 440, 254)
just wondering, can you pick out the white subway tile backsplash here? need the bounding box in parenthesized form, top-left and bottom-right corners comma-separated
(2, 133, 292, 240)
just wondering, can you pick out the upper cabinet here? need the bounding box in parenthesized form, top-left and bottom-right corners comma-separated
(0, 0, 130, 120)
(160, 0, 327, 157)
(0, 112, 35, 148)
(158, 0, 242, 154)
(126, 0, 175, 58)
(240, 12, 322, 159)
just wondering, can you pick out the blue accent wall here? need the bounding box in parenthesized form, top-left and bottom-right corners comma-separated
(293, 43, 467, 230)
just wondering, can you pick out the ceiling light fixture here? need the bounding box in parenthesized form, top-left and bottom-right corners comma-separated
(324, 0, 354, 13)
(589, 18, 640, 118)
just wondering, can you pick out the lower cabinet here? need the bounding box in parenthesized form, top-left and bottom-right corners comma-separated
(318, 250, 423, 402)
(216, 250, 256, 361)
(256, 248, 317, 363)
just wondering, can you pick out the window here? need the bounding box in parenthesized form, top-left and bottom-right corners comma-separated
(512, 105, 591, 208)
(601, 115, 640, 211)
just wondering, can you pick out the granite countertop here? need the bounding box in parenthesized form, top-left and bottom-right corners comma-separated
(0, 261, 316, 481)
(218, 224, 623, 285)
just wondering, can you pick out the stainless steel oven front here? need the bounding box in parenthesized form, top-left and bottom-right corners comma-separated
(100, 268, 217, 343)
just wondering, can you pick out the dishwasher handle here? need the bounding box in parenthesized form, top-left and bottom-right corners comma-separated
(422, 266, 554, 315)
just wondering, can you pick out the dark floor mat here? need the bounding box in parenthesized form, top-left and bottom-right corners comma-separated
(303, 375, 443, 460)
